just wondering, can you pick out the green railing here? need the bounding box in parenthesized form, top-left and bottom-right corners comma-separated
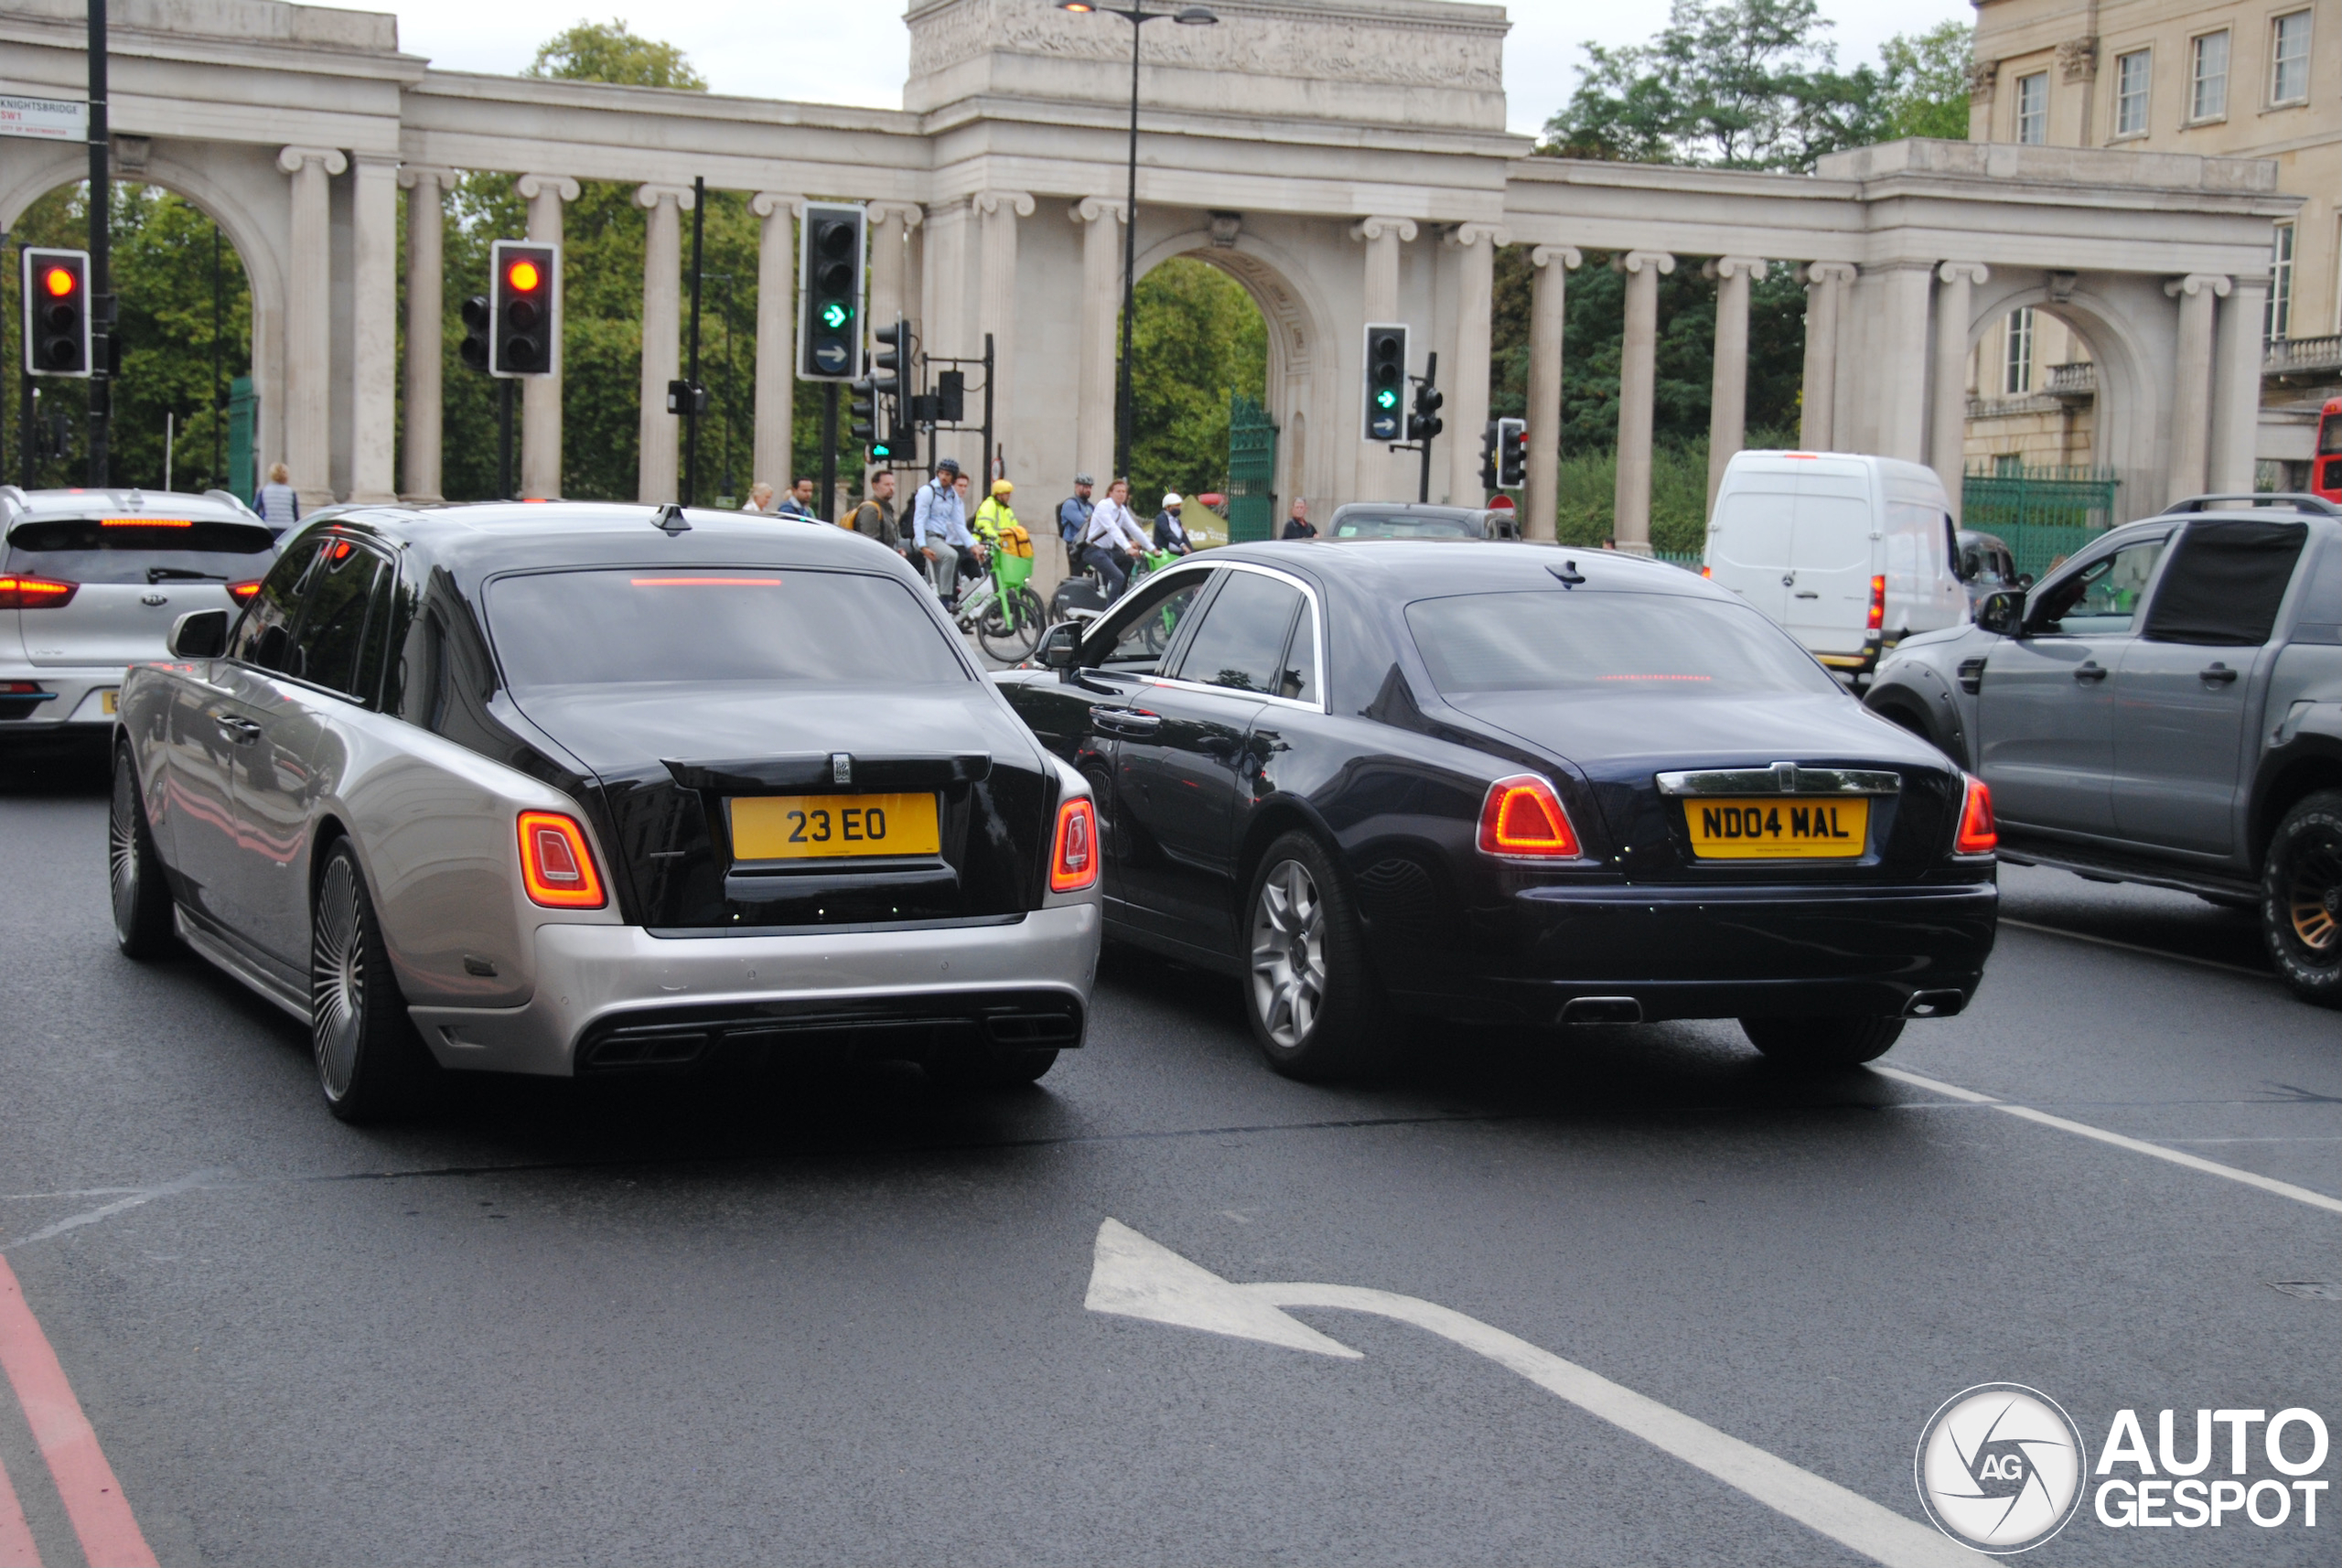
(1226, 393, 1277, 544)
(1961, 465, 2122, 581)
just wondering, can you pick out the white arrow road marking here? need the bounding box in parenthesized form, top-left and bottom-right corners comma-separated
(1086, 1220, 1972, 1568)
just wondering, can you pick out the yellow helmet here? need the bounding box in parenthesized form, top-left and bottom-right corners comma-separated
(992, 479, 1015, 497)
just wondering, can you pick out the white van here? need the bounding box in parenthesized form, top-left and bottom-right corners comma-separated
(1703, 450, 1966, 680)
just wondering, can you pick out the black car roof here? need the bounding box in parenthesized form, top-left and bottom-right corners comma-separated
(1203, 538, 1734, 601)
(311, 501, 901, 580)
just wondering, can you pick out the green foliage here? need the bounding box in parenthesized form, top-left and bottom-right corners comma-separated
(1551, 428, 1797, 554)
(1873, 21, 1976, 142)
(526, 18, 708, 90)
(1126, 257, 1267, 510)
(3, 182, 251, 493)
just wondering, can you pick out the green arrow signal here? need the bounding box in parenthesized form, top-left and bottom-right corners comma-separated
(821, 301, 851, 330)
(1375, 388, 1399, 410)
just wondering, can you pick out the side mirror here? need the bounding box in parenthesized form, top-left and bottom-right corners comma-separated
(1037, 621, 1082, 672)
(1975, 591, 2025, 639)
(167, 607, 230, 660)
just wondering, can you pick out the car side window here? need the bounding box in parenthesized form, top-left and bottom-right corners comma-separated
(2140, 521, 2308, 647)
(2025, 537, 2166, 636)
(1171, 571, 1305, 694)
(1090, 572, 1212, 675)
(285, 541, 389, 699)
(226, 539, 324, 671)
(1277, 605, 1319, 703)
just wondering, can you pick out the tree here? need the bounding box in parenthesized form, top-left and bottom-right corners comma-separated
(1127, 258, 1268, 513)
(526, 18, 707, 91)
(1871, 21, 1975, 142)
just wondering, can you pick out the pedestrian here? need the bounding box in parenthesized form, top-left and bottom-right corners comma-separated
(1080, 477, 1150, 601)
(1154, 492, 1193, 556)
(256, 463, 299, 530)
(1281, 496, 1316, 540)
(743, 481, 777, 515)
(912, 456, 973, 606)
(777, 478, 819, 520)
(848, 469, 902, 554)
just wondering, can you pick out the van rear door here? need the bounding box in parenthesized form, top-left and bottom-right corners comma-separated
(1782, 467, 1875, 656)
(1706, 477, 1796, 623)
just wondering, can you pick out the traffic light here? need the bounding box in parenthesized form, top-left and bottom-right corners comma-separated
(1496, 417, 1527, 489)
(490, 240, 558, 377)
(799, 202, 867, 381)
(459, 295, 492, 372)
(872, 317, 912, 457)
(1408, 380, 1444, 443)
(1478, 422, 1499, 492)
(935, 370, 966, 424)
(21, 249, 91, 378)
(848, 376, 880, 446)
(664, 380, 709, 416)
(1362, 322, 1407, 441)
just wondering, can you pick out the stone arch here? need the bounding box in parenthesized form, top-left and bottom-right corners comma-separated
(1131, 226, 1338, 515)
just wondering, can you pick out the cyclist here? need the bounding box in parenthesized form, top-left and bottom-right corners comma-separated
(1080, 478, 1150, 602)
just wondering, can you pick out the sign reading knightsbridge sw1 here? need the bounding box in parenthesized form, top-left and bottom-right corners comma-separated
(0, 94, 89, 143)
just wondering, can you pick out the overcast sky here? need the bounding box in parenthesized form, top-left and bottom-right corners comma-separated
(335, 0, 1973, 137)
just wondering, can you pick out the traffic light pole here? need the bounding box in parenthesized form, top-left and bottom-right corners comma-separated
(683, 175, 704, 509)
(818, 382, 839, 523)
(1416, 351, 1438, 504)
(498, 379, 513, 501)
(86, 0, 112, 487)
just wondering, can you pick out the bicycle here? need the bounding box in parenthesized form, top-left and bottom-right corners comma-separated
(955, 546, 1047, 662)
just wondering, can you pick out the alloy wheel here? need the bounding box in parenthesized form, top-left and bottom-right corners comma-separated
(107, 762, 141, 937)
(2286, 836, 2342, 953)
(311, 854, 367, 1100)
(1250, 858, 1327, 1048)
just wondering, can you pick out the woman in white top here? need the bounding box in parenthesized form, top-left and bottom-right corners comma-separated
(255, 463, 299, 531)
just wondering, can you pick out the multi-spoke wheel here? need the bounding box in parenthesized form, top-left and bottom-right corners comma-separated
(310, 840, 435, 1122)
(1241, 831, 1396, 1080)
(2264, 789, 2342, 1006)
(108, 747, 177, 959)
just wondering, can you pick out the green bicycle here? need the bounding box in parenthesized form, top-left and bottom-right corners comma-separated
(956, 547, 1047, 662)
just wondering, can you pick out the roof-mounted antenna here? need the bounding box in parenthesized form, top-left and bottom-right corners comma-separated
(653, 503, 691, 535)
(1550, 560, 1586, 587)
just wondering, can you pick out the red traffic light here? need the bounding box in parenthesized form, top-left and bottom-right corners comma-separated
(506, 258, 542, 294)
(42, 266, 77, 298)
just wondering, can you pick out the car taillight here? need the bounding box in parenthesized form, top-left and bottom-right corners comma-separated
(1050, 797, 1101, 893)
(1866, 574, 1886, 632)
(1478, 774, 1582, 859)
(518, 811, 607, 908)
(0, 576, 77, 610)
(228, 580, 263, 602)
(1955, 774, 1997, 856)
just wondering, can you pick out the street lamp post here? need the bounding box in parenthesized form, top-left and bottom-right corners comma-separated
(1058, 1, 1218, 487)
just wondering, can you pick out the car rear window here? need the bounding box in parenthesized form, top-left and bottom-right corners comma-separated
(1333, 513, 1479, 539)
(5, 517, 276, 585)
(486, 567, 971, 693)
(1406, 589, 1842, 696)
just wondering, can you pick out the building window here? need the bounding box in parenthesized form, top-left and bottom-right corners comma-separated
(2192, 30, 2230, 120)
(2272, 11, 2312, 104)
(2004, 308, 2036, 395)
(2269, 222, 2296, 341)
(2015, 72, 2049, 143)
(2115, 49, 2152, 135)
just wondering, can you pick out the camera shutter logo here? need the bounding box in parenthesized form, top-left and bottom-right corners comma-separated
(1915, 1383, 2089, 1552)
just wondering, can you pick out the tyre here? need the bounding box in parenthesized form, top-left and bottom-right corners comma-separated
(2261, 789, 2342, 1006)
(930, 1047, 1060, 1089)
(1243, 831, 1398, 1080)
(310, 840, 436, 1122)
(108, 747, 177, 959)
(977, 586, 1046, 663)
(1739, 1015, 1906, 1068)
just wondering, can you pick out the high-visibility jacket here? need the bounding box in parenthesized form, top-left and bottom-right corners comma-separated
(974, 498, 1032, 555)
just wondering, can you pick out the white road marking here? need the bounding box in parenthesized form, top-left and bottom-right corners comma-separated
(1086, 1219, 1973, 1568)
(1873, 1067, 2342, 1216)
(2, 1170, 225, 1251)
(1998, 917, 2272, 981)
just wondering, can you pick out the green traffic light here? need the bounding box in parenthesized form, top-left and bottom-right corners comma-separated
(1375, 389, 1399, 410)
(821, 302, 852, 330)
(871, 442, 894, 458)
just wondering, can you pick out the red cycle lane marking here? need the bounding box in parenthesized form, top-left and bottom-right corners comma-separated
(0, 1453, 39, 1568)
(0, 1257, 156, 1568)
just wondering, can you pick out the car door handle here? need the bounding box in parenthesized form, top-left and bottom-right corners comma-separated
(2200, 664, 2239, 685)
(1792, 591, 1820, 599)
(2072, 662, 2109, 682)
(211, 711, 262, 744)
(1092, 708, 1161, 737)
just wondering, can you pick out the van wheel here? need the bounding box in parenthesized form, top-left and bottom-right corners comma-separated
(1740, 1015, 1906, 1069)
(1243, 832, 1398, 1081)
(2263, 790, 2342, 1006)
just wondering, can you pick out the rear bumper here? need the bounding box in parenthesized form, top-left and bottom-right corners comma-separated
(406, 902, 1101, 1077)
(1383, 879, 1997, 1026)
(0, 665, 126, 729)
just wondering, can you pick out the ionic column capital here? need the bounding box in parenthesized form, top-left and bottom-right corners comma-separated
(276, 145, 348, 177)
(1936, 261, 1990, 286)
(1612, 250, 1676, 276)
(636, 182, 696, 212)
(1350, 216, 1418, 244)
(1444, 222, 1509, 249)
(866, 201, 926, 229)
(396, 164, 459, 190)
(975, 188, 1037, 220)
(1531, 244, 1582, 271)
(1798, 261, 1859, 286)
(2165, 273, 2232, 298)
(1070, 197, 1128, 226)
(517, 173, 581, 204)
(748, 191, 802, 220)
(1703, 256, 1769, 282)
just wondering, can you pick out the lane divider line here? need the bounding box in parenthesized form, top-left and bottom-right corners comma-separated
(0, 1256, 157, 1568)
(1998, 917, 2272, 981)
(1874, 1066, 2342, 1216)
(4, 1171, 223, 1254)
(0, 1452, 40, 1568)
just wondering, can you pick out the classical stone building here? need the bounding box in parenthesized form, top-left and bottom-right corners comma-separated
(1970, 0, 2337, 482)
(0, 0, 2304, 556)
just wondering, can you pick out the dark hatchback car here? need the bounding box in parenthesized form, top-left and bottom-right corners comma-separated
(998, 542, 1999, 1079)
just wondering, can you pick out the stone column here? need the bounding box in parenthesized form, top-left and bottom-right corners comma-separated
(346, 156, 401, 505)
(1932, 263, 1989, 519)
(277, 145, 346, 510)
(1353, 215, 1414, 325)
(1524, 244, 1580, 542)
(1798, 263, 1856, 451)
(396, 166, 455, 502)
(1703, 256, 1767, 516)
(749, 191, 801, 496)
(975, 189, 1035, 482)
(636, 183, 693, 504)
(1872, 263, 1937, 464)
(2210, 274, 2269, 494)
(1611, 250, 1674, 553)
(516, 174, 578, 499)
(1351, 217, 1417, 501)
(865, 202, 923, 357)
(1444, 223, 1506, 506)
(1069, 198, 1126, 492)
(2165, 273, 2229, 504)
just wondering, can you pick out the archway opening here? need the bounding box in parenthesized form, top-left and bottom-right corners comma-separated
(1961, 302, 2125, 579)
(3, 180, 253, 493)
(1127, 254, 1268, 545)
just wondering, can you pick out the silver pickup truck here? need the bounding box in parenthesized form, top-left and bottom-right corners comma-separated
(1864, 493, 2342, 1004)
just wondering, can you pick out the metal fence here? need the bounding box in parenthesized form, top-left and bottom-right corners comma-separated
(1961, 465, 2122, 581)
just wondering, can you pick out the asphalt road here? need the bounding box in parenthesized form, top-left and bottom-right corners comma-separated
(0, 742, 2333, 1566)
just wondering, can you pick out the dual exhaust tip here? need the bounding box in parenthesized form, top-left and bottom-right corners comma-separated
(1554, 989, 1968, 1027)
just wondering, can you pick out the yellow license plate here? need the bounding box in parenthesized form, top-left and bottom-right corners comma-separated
(728, 793, 940, 861)
(100, 689, 119, 715)
(1685, 796, 1870, 859)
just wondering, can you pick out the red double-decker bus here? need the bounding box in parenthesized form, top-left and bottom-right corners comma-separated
(2317, 397, 2342, 502)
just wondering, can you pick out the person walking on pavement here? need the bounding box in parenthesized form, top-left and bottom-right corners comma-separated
(743, 481, 778, 515)
(849, 469, 901, 555)
(1154, 492, 1193, 556)
(256, 463, 300, 530)
(912, 457, 973, 606)
(1282, 496, 1317, 540)
(777, 478, 819, 520)
(1080, 477, 1150, 601)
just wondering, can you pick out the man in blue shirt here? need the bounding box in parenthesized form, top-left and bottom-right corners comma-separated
(1058, 475, 1094, 548)
(911, 456, 973, 606)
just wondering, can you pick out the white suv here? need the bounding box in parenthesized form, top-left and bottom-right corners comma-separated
(0, 486, 279, 739)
